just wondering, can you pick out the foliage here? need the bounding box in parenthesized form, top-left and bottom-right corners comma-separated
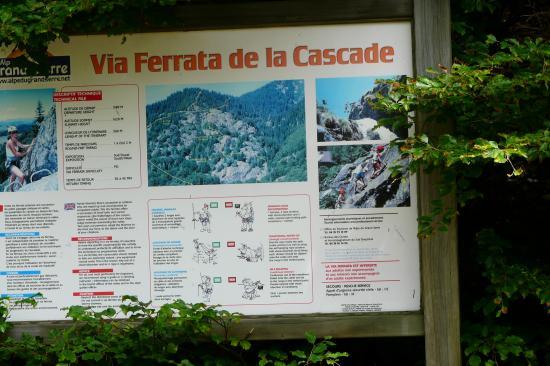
(372, 12, 550, 365)
(372, 36, 550, 235)
(258, 332, 348, 366)
(473, 230, 549, 318)
(0, 295, 347, 365)
(0, 0, 178, 69)
(450, 0, 550, 61)
(32, 100, 44, 135)
(462, 323, 537, 366)
(459, 229, 549, 366)
(0, 295, 40, 335)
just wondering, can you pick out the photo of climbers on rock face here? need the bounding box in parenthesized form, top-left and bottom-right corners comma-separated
(0, 88, 58, 192)
(316, 75, 407, 142)
(318, 144, 410, 209)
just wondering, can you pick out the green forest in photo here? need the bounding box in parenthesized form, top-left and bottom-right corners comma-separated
(146, 80, 306, 186)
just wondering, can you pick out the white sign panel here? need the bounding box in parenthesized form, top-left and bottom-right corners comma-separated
(0, 22, 420, 321)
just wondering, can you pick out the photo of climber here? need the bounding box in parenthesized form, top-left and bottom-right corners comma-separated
(318, 144, 410, 209)
(316, 75, 407, 142)
(0, 89, 58, 192)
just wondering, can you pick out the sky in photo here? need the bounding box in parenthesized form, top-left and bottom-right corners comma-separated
(316, 76, 388, 119)
(147, 80, 271, 104)
(0, 89, 55, 122)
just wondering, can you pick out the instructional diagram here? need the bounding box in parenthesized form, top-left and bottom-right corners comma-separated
(192, 204, 212, 233)
(148, 195, 313, 306)
(198, 274, 213, 302)
(236, 202, 255, 232)
(237, 243, 263, 262)
(192, 239, 218, 265)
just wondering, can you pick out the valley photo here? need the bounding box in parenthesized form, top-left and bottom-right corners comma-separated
(318, 144, 410, 209)
(316, 76, 406, 142)
(0, 88, 58, 192)
(146, 80, 306, 187)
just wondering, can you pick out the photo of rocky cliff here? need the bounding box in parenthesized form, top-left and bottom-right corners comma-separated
(316, 76, 407, 142)
(146, 80, 306, 187)
(0, 89, 58, 192)
(318, 144, 410, 209)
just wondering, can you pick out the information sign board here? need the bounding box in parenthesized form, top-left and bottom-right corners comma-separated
(0, 22, 419, 321)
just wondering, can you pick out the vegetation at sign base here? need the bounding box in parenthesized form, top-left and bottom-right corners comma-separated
(371, 0, 549, 365)
(0, 295, 348, 365)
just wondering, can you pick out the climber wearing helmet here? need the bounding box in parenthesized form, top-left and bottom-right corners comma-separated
(371, 145, 386, 178)
(335, 186, 346, 209)
(5, 126, 34, 191)
(354, 161, 369, 193)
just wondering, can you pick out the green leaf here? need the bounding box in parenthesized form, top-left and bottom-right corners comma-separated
(239, 340, 251, 351)
(469, 354, 482, 366)
(312, 342, 328, 354)
(177, 360, 195, 366)
(82, 352, 102, 361)
(309, 353, 323, 363)
(304, 331, 316, 344)
(486, 35, 497, 44)
(100, 307, 116, 317)
(167, 342, 178, 354)
(60, 349, 77, 363)
(290, 350, 307, 359)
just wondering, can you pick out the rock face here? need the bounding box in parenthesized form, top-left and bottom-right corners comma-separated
(353, 118, 398, 141)
(19, 173, 58, 192)
(319, 145, 410, 209)
(317, 78, 405, 142)
(20, 105, 58, 183)
(317, 105, 399, 142)
(348, 82, 391, 121)
(317, 107, 362, 141)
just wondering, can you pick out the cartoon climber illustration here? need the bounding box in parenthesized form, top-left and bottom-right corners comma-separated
(240, 278, 264, 300)
(198, 274, 213, 302)
(235, 202, 254, 232)
(237, 243, 263, 262)
(192, 238, 217, 265)
(193, 203, 212, 233)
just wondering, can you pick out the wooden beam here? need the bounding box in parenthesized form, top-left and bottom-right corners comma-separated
(9, 312, 423, 340)
(160, 0, 412, 30)
(414, 0, 461, 365)
(225, 312, 424, 340)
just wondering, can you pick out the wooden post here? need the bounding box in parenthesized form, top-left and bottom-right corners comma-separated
(414, 0, 461, 365)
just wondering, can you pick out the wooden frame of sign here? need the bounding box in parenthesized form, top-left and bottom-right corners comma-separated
(9, 0, 459, 364)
